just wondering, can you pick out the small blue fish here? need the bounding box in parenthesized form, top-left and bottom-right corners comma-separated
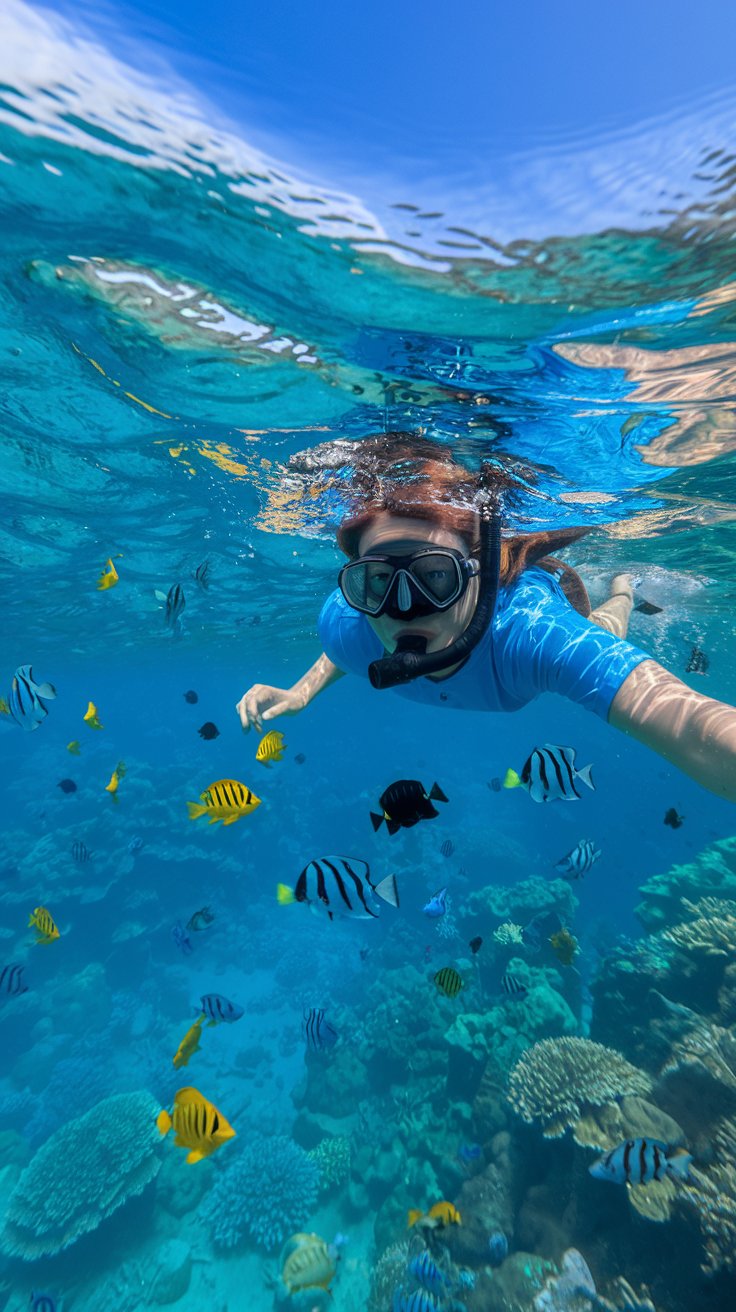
(408, 1250, 448, 1294)
(198, 993, 244, 1025)
(303, 1007, 338, 1052)
(171, 921, 193, 956)
(488, 1231, 509, 1266)
(7, 664, 57, 732)
(30, 1294, 60, 1312)
(590, 1138, 692, 1186)
(128, 836, 143, 854)
(458, 1142, 482, 1164)
(392, 1289, 440, 1312)
(423, 887, 448, 919)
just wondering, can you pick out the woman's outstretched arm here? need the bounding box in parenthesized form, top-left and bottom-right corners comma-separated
(236, 653, 344, 732)
(609, 659, 736, 803)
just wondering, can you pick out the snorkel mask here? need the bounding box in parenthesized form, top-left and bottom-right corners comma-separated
(339, 469, 502, 690)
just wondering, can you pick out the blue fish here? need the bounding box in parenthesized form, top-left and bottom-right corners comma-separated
(198, 993, 244, 1025)
(7, 664, 56, 732)
(408, 1250, 448, 1294)
(458, 1142, 482, 1164)
(303, 1007, 338, 1052)
(128, 836, 143, 854)
(30, 1294, 60, 1312)
(423, 887, 448, 919)
(488, 1231, 509, 1266)
(392, 1289, 441, 1312)
(171, 921, 193, 956)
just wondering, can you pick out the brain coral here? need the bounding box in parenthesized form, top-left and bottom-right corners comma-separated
(507, 1037, 651, 1138)
(200, 1135, 319, 1250)
(0, 1090, 162, 1259)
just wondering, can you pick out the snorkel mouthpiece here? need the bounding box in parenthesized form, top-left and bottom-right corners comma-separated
(368, 480, 501, 691)
(368, 634, 429, 690)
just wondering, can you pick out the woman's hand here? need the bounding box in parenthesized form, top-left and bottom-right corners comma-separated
(236, 684, 306, 733)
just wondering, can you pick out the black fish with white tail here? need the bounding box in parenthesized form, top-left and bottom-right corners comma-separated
(371, 779, 448, 834)
(277, 855, 399, 921)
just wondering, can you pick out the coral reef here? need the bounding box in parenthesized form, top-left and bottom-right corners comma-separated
(0, 1091, 161, 1259)
(493, 922, 525, 946)
(662, 897, 736, 957)
(635, 837, 736, 932)
(199, 1135, 319, 1250)
(681, 1115, 736, 1274)
(534, 1248, 657, 1312)
(507, 1037, 652, 1140)
(307, 1134, 351, 1190)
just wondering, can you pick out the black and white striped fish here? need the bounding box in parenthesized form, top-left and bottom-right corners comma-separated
(302, 1007, 338, 1051)
(277, 856, 399, 921)
(198, 993, 244, 1025)
(7, 664, 56, 732)
(29, 1294, 59, 1312)
(71, 840, 92, 863)
(0, 963, 28, 998)
(504, 744, 594, 803)
(590, 1138, 692, 1186)
(501, 972, 527, 1001)
(155, 583, 186, 630)
(193, 560, 211, 591)
(554, 839, 601, 879)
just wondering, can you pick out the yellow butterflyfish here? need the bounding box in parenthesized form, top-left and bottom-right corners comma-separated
(67, 740, 81, 755)
(156, 1086, 235, 1164)
(97, 558, 119, 590)
(28, 905, 60, 945)
(187, 779, 261, 827)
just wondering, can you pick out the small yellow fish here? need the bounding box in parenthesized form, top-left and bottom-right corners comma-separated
(255, 729, 286, 767)
(0, 696, 9, 715)
(187, 779, 261, 827)
(105, 760, 126, 800)
(28, 906, 60, 945)
(83, 701, 103, 730)
(281, 1233, 337, 1295)
(407, 1200, 462, 1229)
(156, 1086, 236, 1164)
(67, 740, 81, 755)
(172, 1016, 205, 1070)
(97, 558, 119, 590)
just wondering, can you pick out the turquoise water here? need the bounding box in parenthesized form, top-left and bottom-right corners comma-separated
(2, 5, 736, 1312)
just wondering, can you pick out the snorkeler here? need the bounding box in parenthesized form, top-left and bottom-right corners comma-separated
(236, 434, 736, 804)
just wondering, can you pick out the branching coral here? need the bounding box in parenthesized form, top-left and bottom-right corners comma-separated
(534, 1248, 657, 1312)
(368, 1239, 411, 1312)
(507, 1037, 651, 1140)
(661, 1016, 736, 1091)
(493, 922, 524, 946)
(680, 1115, 736, 1274)
(199, 1135, 319, 1250)
(307, 1135, 351, 1190)
(663, 897, 736, 956)
(0, 1091, 161, 1259)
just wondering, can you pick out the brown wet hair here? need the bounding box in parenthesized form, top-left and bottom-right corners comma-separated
(332, 432, 592, 615)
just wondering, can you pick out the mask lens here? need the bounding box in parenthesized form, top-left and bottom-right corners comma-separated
(411, 552, 462, 604)
(340, 560, 395, 614)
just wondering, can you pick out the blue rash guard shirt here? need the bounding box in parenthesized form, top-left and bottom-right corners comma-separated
(317, 567, 651, 720)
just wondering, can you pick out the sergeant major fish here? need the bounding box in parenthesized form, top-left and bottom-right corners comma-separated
(256, 729, 286, 766)
(0, 963, 28, 997)
(198, 993, 244, 1025)
(408, 1250, 450, 1294)
(7, 665, 57, 731)
(590, 1137, 692, 1186)
(504, 744, 594, 803)
(393, 1288, 441, 1311)
(156, 582, 186, 631)
(555, 838, 601, 878)
(277, 856, 399, 922)
(302, 1007, 338, 1052)
(29, 1295, 60, 1312)
(157, 1086, 236, 1164)
(187, 779, 261, 826)
(28, 906, 60, 945)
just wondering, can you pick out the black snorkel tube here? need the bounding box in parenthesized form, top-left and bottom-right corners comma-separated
(368, 486, 502, 690)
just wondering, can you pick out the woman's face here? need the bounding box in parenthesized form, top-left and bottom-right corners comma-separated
(357, 512, 478, 657)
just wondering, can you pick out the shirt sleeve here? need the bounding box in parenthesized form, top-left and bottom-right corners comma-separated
(317, 589, 383, 677)
(493, 570, 652, 720)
